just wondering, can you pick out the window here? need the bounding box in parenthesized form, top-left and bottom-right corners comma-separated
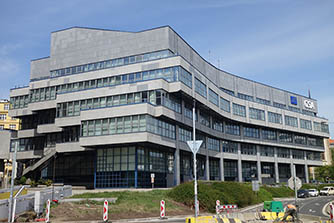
(268, 112, 282, 124)
(273, 102, 286, 109)
(241, 144, 256, 155)
(288, 106, 300, 113)
(222, 140, 238, 153)
(292, 149, 304, 159)
(0, 125, 4, 130)
(208, 89, 218, 106)
(212, 118, 223, 132)
(237, 93, 253, 101)
(279, 132, 293, 143)
(321, 123, 329, 133)
(0, 114, 6, 120)
(10, 124, 16, 130)
(243, 126, 260, 138)
(225, 122, 240, 135)
(220, 87, 234, 96)
(285, 115, 298, 127)
(199, 112, 210, 127)
(249, 108, 265, 121)
(179, 67, 192, 88)
(207, 137, 220, 152)
(232, 103, 246, 117)
(4, 104, 9, 110)
(256, 98, 271, 105)
(220, 97, 230, 113)
(277, 148, 290, 158)
(260, 146, 274, 157)
(300, 119, 312, 130)
(178, 127, 192, 142)
(294, 135, 307, 145)
(195, 78, 207, 98)
(313, 122, 322, 132)
(262, 129, 277, 140)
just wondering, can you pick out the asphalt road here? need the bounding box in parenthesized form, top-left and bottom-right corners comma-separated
(249, 196, 334, 218)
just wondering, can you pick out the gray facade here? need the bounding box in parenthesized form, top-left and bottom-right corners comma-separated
(9, 26, 329, 188)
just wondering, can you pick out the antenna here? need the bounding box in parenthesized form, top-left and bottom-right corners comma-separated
(308, 89, 311, 99)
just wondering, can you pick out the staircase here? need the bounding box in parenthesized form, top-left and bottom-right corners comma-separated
(23, 147, 56, 176)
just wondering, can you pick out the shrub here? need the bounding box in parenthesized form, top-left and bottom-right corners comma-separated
(262, 185, 294, 197)
(30, 180, 37, 187)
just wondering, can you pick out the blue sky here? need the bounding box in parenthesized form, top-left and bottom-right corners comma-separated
(0, 0, 333, 137)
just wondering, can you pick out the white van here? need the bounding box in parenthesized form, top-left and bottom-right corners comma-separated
(320, 187, 334, 196)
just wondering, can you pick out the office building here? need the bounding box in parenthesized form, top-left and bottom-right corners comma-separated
(9, 26, 330, 188)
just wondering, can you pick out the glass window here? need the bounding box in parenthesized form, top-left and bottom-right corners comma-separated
(262, 129, 277, 140)
(249, 107, 265, 121)
(225, 122, 240, 135)
(237, 93, 253, 101)
(268, 112, 282, 124)
(243, 126, 260, 138)
(285, 115, 298, 127)
(233, 103, 246, 117)
(300, 119, 312, 130)
(195, 78, 207, 98)
(220, 97, 230, 113)
(209, 88, 219, 106)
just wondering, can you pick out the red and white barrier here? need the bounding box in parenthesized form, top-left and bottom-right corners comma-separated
(103, 200, 108, 222)
(45, 199, 50, 223)
(329, 202, 334, 220)
(216, 200, 220, 214)
(160, 200, 165, 218)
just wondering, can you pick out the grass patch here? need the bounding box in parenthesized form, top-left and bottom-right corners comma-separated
(72, 190, 181, 214)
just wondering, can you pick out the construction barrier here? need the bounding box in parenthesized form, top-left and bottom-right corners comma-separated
(160, 200, 166, 218)
(257, 211, 291, 221)
(45, 199, 50, 223)
(103, 200, 108, 222)
(185, 216, 243, 223)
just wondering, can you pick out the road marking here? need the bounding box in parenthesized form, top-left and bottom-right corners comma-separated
(315, 203, 320, 206)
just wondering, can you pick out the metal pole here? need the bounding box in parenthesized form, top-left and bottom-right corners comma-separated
(293, 165, 297, 206)
(8, 140, 18, 222)
(192, 100, 198, 218)
(52, 154, 56, 201)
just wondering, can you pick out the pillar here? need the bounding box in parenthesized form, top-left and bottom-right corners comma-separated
(256, 146, 262, 183)
(220, 151, 225, 181)
(305, 164, 309, 183)
(238, 143, 242, 182)
(206, 155, 210, 181)
(174, 125, 180, 186)
(274, 147, 279, 184)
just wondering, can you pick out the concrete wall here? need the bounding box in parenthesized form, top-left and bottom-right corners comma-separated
(0, 185, 72, 220)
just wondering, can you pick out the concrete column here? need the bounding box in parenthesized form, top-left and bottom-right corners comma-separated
(290, 149, 294, 178)
(220, 143, 224, 181)
(174, 125, 180, 186)
(206, 155, 210, 181)
(304, 152, 309, 183)
(274, 147, 279, 184)
(305, 164, 309, 183)
(238, 143, 242, 182)
(256, 146, 262, 183)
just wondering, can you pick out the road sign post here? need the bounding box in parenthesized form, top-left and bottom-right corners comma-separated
(151, 173, 155, 189)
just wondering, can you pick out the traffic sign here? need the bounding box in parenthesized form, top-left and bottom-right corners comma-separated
(103, 200, 108, 222)
(160, 200, 165, 218)
(288, 177, 302, 190)
(216, 200, 220, 214)
(187, 140, 203, 154)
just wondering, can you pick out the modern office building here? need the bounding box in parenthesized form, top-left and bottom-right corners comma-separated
(9, 26, 329, 188)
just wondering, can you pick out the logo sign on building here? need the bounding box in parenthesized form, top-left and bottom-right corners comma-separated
(160, 200, 165, 218)
(103, 200, 108, 222)
(290, 96, 298, 105)
(303, 100, 314, 109)
(45, 199, 50, 223)
(187, 140, 203, 154)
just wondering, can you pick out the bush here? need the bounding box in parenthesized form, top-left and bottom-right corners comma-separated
(30, 180, 37, 187)
(14, 176, 27, 185)
(261, 185, 294, 198)
(168, 181, 273, 213)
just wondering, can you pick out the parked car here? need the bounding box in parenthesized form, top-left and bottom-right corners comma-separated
(308, 188, 319, 197)
(297, 189, 310, 198)
(320, 187, 334, 196)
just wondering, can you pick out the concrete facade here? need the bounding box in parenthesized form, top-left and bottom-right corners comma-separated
(9, 26, 329, 188)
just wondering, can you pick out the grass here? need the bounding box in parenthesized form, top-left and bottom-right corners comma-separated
(71, 190, 181, 214)
(68, 181, 297, 214)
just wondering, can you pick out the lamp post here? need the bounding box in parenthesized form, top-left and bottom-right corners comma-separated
(8, 140, 18, 222)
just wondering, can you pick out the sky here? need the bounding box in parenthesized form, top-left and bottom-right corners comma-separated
(0, 0, 333, 137)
